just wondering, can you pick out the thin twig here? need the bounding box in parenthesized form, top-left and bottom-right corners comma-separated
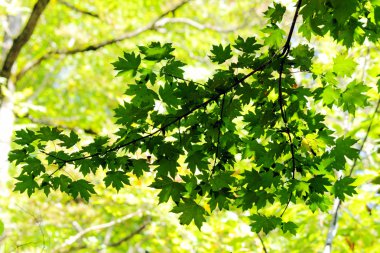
(257, 233, 268, 253)
(58, 0, 99, 19)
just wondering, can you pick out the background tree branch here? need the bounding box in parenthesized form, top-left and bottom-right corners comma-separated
(15, 0, 250, 82)
(54, 210, 144, 252)
(58, 0, 100, 19)
(0, 0, 50, 81)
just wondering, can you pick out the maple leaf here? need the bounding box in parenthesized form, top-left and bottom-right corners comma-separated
(333, 177, 357, 201)
(282, 221, 298, 235)
(331, 137, 359, 169)
(333, 55, 357, 77)
(104, 171, 130, 192)
(14, 129, 38, 145)
(172, 199, 207, 229)
(60, 131, 79, 149)
(250, 214, 282, 234)
(150, 177, 185, 203)
(264, 3, 286, 23)
(138, 42, 174, 61)
(209, 44, 232, 64)
(111, 52, 141, 76)
(14, 175, 39, 197)
(233, 36, 260, 53)
(131, 159, 150, 177)
(308, 175, 331, 194)
(68, 179, 96, 202)
(340, 81, 370, 115)
(161, 59, 186, 79)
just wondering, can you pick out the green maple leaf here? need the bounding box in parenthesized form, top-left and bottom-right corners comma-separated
(322, 85, 341, 106)
(209, 44, 232, 64)
(111, 52, 141, 76)
(308, 175, 331, 194)
(150, 177, 185, 203)
(8, 149, 28, 165)
(172, 199, 207, 229)
(340, 81, 369, 115)
(331, 0, 358, 24)
(333, 55, 357, 77)
(250, 214, 282, 234)
(263, 26, 286, 49)
(21, 157, 46, 177)
(104, 171, 130, 191)
(138, 42, 174, 61)
(14, 129, 37, 145)
(306, 193, 331, 212)
(294, 180, 310, 197)
(256, 191, 274, 209)
(264, 3, 286, 23)
(333, 177, 357, 201)
(131, 159, 150, 177)
(233, 36, 260, 53)
(68, 179, 96, 202)
(14, 175, 39, 197)
(155, 158, 178, 178)
(60, 131, 79, 149)
(161, 59, 185, 78)
(38, 127, 64, 141)
(75, 159, 98, 176)
(210, 171, 235, 191)
(332, 137, 359, 169)
(185, 150, 208, 173)
(282, 221, 298, 235)
(291, 44, 314, 71)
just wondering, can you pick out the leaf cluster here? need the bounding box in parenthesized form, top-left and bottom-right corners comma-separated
(10, 1, 378, 234)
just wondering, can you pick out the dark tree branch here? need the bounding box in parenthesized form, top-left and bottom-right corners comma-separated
(0, 0, 50, 81)
(277, 0, 303, 217)
(58, 0, 99, 19)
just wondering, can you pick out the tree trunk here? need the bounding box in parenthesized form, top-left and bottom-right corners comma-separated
(0, 15, 21, 191)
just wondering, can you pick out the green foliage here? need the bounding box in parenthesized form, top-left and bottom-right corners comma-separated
(10, 0, 379, 237)
(112, 52, 141, 77)
(172, 199, 207, 229)
(209, 44, 233, 64)
(333, 177, 357, 201)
